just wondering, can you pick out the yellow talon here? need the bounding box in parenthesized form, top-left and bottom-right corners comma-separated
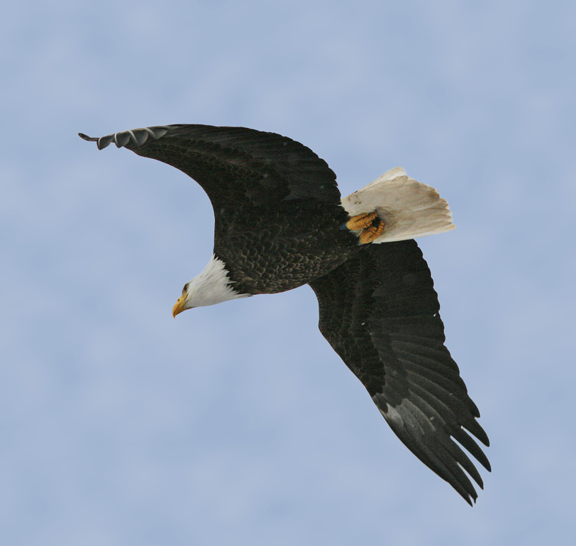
(358, 220, 385, 244)
(346, 211, 385, 243)
(346, 212, 378, 230)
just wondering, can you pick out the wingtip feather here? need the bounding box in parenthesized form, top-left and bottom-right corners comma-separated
(77, 126, 172, 151)
(78, 132, 97, 142)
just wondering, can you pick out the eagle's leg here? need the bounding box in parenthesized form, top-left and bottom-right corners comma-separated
(346, 212, 378, 230)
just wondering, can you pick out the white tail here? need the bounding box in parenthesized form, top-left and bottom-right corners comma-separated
(341, 167, 455, 243)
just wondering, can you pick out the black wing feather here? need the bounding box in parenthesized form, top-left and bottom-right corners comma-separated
(309, 240, 490, 504)
(79, 124, 341, 209)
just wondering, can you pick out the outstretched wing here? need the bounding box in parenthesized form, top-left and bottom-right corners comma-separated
(308, 240, 490, 504)
(79, 125, 341, 211)
(80, 124, 356, 295)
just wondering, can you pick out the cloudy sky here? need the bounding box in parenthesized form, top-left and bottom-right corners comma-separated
(2, 1, 575, 544)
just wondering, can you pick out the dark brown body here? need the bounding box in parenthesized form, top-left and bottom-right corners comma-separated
(215, 199, 360, 294)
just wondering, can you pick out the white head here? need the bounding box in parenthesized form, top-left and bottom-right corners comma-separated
(172, 255, 251, 317)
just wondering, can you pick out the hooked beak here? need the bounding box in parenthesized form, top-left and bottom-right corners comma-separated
(172, 295, 187, 318)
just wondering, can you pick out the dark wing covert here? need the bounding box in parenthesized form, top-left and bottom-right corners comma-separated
(309, 240, 490, 504)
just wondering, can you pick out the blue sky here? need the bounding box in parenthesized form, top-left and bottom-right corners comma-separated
(2, 1, 575, 544)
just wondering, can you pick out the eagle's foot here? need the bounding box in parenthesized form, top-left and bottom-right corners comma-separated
(346, 212, 379, 230)
(359, 219, 385, 244)
(346, 212, 385, 244)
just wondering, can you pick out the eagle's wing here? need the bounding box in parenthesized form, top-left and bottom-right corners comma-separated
(308, 240, 490, 504)
(79, 125, 341, 210)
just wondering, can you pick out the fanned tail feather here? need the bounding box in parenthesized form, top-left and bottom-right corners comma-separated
(342, 167, 455, 243)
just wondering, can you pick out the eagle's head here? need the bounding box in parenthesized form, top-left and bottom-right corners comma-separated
(172, 255, 251, 316)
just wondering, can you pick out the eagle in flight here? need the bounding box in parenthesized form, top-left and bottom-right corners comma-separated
(80, 124, 490, 504)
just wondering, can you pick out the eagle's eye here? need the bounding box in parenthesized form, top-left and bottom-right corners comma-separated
(182, 283, 190, 294)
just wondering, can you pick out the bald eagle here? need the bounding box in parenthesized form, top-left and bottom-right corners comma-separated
(79, 124, 490, 504)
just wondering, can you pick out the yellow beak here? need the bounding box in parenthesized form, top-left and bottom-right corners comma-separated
(172, 295, 187, 318)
